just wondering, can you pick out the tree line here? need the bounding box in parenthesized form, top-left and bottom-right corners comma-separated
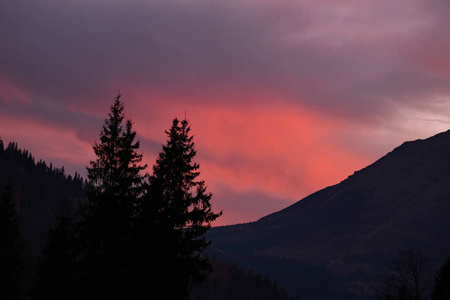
(0, 139, 85, 255)
(191, 257, 296, 300)
(1, 93, 221, 299)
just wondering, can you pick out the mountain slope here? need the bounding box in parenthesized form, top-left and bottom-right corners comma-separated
(0, 140, 86, 254)
(209, 130, 450, 298)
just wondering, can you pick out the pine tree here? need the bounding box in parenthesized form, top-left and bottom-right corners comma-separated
(79, 94, 146, 299)
(139, 118, 221, 298)
(0, 186, 23, 300)
(33, 213, 77, 300)
(431, 256, 450, 300)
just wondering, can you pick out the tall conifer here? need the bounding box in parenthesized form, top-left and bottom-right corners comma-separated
(432, 256, 450, 300)
(79, 94, 146, 299)
(139, 118, 221, 298)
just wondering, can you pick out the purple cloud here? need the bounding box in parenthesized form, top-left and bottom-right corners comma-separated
(1, 0, 450, 224)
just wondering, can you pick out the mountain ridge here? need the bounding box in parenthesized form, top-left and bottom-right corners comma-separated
(209, 129, 450, 298)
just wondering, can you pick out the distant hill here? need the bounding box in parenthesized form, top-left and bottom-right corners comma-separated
(208, 130, 450, 299)
(0, 139, 86, 254)
(191, 257, 296, 300)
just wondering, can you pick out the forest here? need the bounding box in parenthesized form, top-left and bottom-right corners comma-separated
(1, 95, 450, 299)
(0, 94, 296, 299)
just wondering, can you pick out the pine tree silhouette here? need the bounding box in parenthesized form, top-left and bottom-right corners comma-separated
(137, 118, 221, 299)
(33, 213, 77, 300)
(78, 93, 146, 299)
(0, 186, 23, 300)
(431, 256, 450, 300)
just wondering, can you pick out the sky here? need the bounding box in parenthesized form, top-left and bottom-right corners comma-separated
(1, 0, 450, 226)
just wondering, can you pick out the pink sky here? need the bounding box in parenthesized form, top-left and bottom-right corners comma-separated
(1, 0, 450, 225)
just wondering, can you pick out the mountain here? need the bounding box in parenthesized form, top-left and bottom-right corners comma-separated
(0, 139, 86, 255)
(208, 130, 450, 299)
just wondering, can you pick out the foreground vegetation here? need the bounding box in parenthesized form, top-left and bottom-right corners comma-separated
(2, 95, 450, 299)
(1, 94, 221, 299)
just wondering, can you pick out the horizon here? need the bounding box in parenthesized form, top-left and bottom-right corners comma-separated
(1, 0, 450, 226)
(1, 124, 447, 228)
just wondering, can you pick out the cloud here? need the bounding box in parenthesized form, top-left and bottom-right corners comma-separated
(210, 187, 294, 226)
(1, 0, 450, 224)
(134, 96, 373, 225)
(2, 0, 448, 115)
(0, 114, 94, 174)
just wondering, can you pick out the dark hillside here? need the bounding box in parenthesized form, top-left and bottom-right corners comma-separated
(0, 139, 86, 254)
(209, 130, 450, 299)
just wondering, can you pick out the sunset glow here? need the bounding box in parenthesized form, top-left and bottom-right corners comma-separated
(1, 0, 450, 225)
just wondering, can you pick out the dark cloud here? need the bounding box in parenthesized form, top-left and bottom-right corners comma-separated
(2, 0, 450, 225)
(0, 94, 101, 142)
(2, 0, 449, 119)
